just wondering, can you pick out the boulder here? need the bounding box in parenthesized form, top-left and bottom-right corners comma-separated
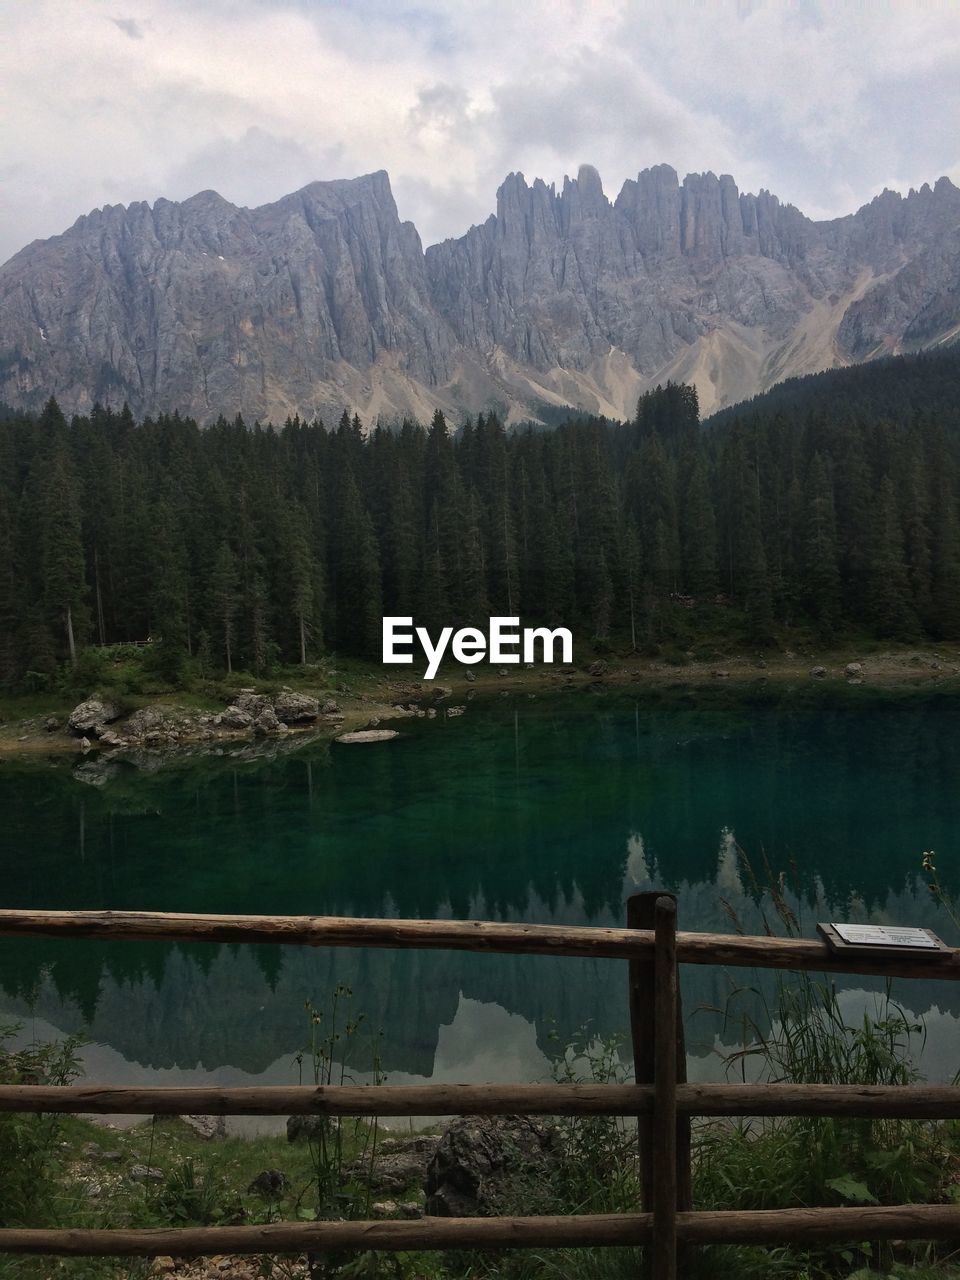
(129, 1164, 163, 1183)
(425, 1117, 559, 1217)
(68, 698, 121, 736)
(182, 1114, 226, 1141)
(845, 662, 863, 678)
(810, 666, 828, 679)
(464, 669, 477, 682)
(273, 691, 319, 723)
(44, 715, 60, 732)
(321, 699, 340, 714)
(433, 685, 453, 700)
(235, 691, 271, 717)
(335, 729, 400, 744)
(220, 705, 253, 730)
(254, 706, 281, 735)
(124, 706, 165, 738)
(587, 660, 607, 677)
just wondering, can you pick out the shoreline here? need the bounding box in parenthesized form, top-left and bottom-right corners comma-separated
(1, 644, 959, 762)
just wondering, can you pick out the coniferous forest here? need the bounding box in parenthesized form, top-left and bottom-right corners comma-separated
(1, 349, 960, 692)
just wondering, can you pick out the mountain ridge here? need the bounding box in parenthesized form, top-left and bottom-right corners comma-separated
(2, 164, 959, 423)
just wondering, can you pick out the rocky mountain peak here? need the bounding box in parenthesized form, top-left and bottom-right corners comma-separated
(2, 163, 959, 423)
(564, 163, 606, 214)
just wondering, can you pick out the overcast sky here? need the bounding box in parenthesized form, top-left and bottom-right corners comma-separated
(1, 0, 959, 265)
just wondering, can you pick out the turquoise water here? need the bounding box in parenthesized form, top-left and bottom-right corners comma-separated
(2, 686, 959, 1110)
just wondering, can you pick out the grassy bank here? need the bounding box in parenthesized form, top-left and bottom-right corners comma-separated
(2, 638, 960, 759)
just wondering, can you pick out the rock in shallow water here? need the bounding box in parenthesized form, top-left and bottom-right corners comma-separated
(335, 729, 400, 743)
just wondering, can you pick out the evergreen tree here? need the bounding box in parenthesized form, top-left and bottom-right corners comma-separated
(210, 541, 240, 673)
(867, 477, 920, 639)
(2, 355, 960, 687)
(39, 442, 88, 662)
(284, 506, 317, 664)
(801, 453, 841, 635)
(679, 456, 717, 596)
(0, 496, 20, 686)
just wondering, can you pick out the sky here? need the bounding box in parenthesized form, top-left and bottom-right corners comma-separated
(1, 0, 959, 266)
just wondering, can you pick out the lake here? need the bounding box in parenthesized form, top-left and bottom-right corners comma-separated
(2, 685, 959, 1129)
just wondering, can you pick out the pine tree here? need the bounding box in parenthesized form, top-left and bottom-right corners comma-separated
(330, 466, 382, 657)
(39, 442, 88, 662)
(801, 453, 841, 635)
(679, 456, 717, 597)
(210, 541, 240, 673)
(0, 495, 21, 686)
(901, 449, 934, 627)
(285, 506, 316, 664)
(867, 477, 920, 639)
(247, 573, 272, 675)
(622, 523, 643, 652)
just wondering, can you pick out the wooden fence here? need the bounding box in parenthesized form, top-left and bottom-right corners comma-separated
(1, 898, 960, 1278)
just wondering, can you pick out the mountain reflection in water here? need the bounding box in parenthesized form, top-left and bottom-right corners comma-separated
(2, 687, 959, 1112)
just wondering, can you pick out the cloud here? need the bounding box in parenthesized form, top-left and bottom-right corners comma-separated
(409, 83, 476, 141)
(0, 0, 958, 266)
(110, 16, 143, 38)
(487, 49, 738, 188)
(165, 127, 345, 208)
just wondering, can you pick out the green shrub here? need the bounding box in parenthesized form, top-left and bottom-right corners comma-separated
(150, 1157, 241, 1226)
(0, 1024, 84, 1228)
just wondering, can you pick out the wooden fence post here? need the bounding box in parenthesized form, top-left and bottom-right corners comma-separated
(628, 891, 658, 1219)
(627, 894, 692, 1207)
(628, 892, 692, 1277)
(653, 896, 679, 1280)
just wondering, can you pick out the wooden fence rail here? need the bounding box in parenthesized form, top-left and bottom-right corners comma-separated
(5, 1204, 960, 1257)
(2, 907, 959, 979)
(2, 899, 959, 1275)
(7, 1081, 960, 1118)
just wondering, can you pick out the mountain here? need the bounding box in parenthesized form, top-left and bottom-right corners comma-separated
(2, 165, 959, 423)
